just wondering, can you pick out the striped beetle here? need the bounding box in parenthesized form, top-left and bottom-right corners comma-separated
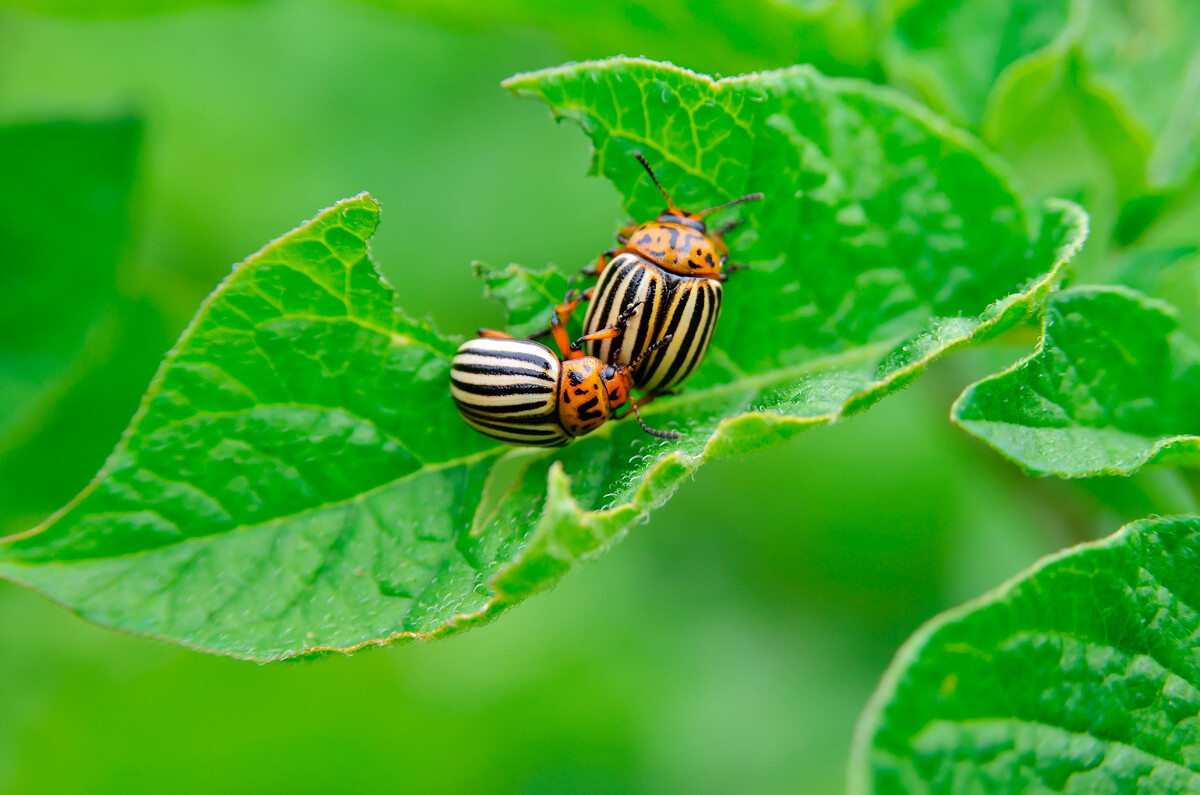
(554, 154, 762, 393)
(450, 303, 679, 447)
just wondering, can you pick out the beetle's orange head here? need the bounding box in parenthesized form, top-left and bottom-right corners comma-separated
(631, 153, 763, 277)
(558, 357, 624, 438)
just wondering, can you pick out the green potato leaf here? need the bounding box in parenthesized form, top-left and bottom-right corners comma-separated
(1, 58, 1087, 661)
(472, 261, 571, 340)
(952, 286, 1200, 477)
(849, 513, 1200, 794)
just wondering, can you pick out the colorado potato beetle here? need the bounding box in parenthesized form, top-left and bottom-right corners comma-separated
(555, 154, 762, 393)
(450, 303, 679, 447)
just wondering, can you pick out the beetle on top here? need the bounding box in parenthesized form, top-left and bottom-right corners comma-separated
(557, 153, 762, 394)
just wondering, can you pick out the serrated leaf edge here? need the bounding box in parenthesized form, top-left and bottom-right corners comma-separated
(503, 55, 1032, 218)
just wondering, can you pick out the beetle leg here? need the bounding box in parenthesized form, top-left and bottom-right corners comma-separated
(582, 247, 632, 278)
(551, 286, 598, 358)
(477, 328, 514, 339)
(556, 287, 594, 325)
(522, 285, 595, 357)
(571, 327, 622, 348)
(569, 300, 642, 352)
(550, 288, 583, 359)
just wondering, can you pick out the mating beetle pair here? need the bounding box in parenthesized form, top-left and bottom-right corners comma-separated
(451, 155, 762, 447)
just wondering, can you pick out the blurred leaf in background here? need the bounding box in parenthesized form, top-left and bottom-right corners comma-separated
(0, 118, 177, 533)
(376, 0, 881, 81)
(884, 0, 1200, 282)
(4, 0, 255, 16)
(0, 118, 138, 434)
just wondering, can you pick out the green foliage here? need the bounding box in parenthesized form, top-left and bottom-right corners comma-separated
(473, 261, 570, 339)
(0, 196, 488, 660)
(0, 118, 170, 532)
(953, 287, 1200, 477)
(849, 514, 1200, 794)
(885, 0, 1073, 127)
(3, 4, 1200, 792)
(374, 0, 879, 80)
(882, 0, 1200, 284)
(886, 0, 1200, 190)
(0, 118, 138, 435)
(4, 0, 254, 17)
(0, 58, 1088, 661)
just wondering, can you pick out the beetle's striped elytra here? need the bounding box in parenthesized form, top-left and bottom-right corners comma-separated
(450, 324, 680, 448)
(451, 337, 570, 446)
(582, 252, 722, 392)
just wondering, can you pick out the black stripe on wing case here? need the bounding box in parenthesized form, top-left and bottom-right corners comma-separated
(640, 287, 691, 389)
(451, 363, 555, 381)
(678, 283, 719, 382)
(450, 378, 554, 397)
(658, 286, 708, 388)
(453, 398, 551, 415)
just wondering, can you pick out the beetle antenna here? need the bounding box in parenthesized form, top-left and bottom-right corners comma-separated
(699, 192, 764, 217)
(629, 334, 674, 369)
(634, 152, 676, 209)
(631, 400, 681, 440)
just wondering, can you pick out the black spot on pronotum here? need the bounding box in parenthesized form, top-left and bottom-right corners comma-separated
(577, 396, 602, 421)
(567, 369, 585, 386)
(573, 387, 587, 396)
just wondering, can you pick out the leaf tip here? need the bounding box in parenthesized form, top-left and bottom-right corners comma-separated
(702, 410, 834, 460)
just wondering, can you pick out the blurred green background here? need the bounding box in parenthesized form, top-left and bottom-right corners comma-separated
(1, 1, 1197, 793)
